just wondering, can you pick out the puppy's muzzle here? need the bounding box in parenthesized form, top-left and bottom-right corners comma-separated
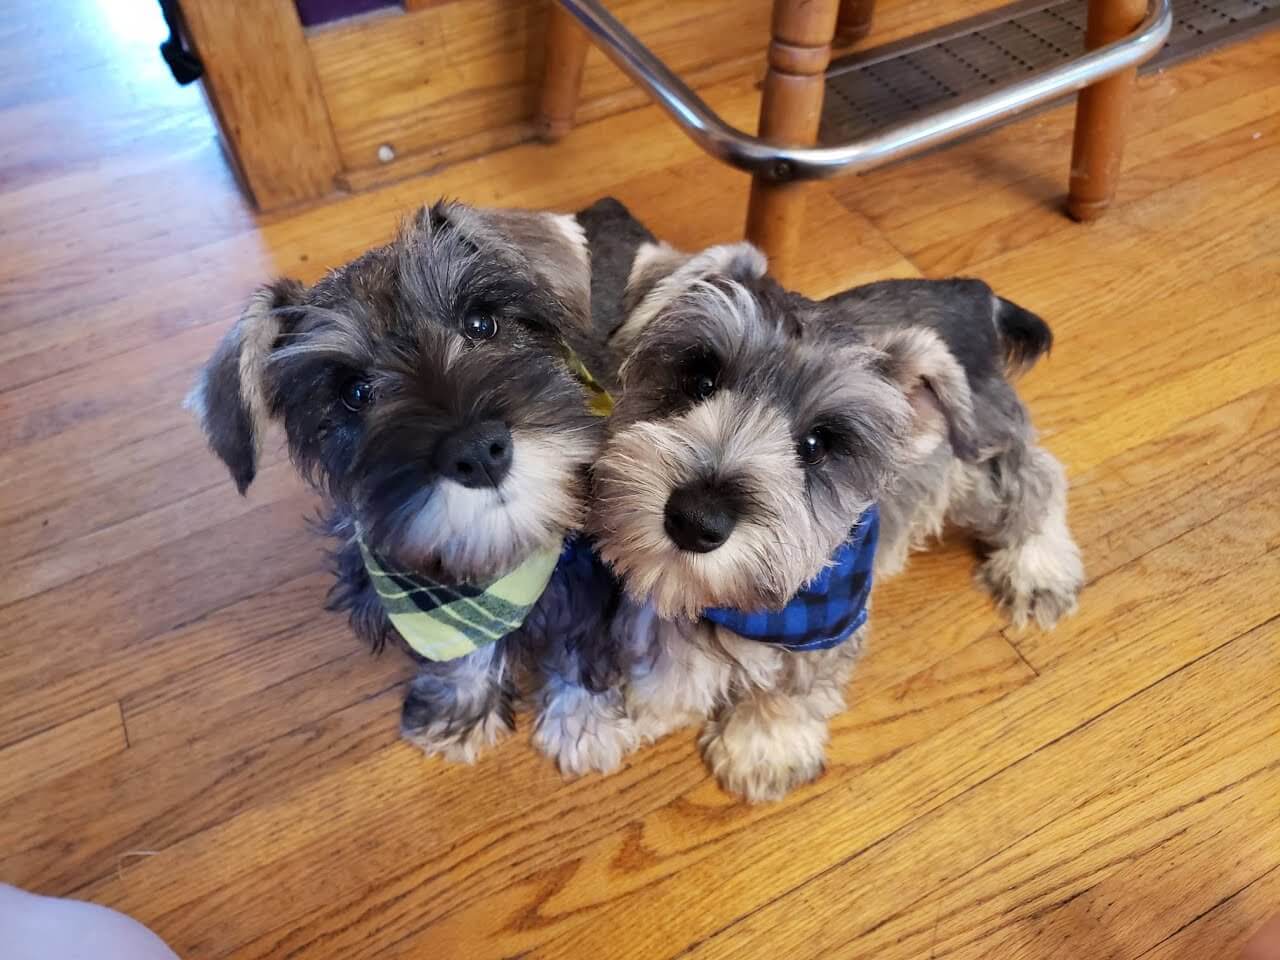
(663, 482, 738, 554)
(433, 419, 513, 489)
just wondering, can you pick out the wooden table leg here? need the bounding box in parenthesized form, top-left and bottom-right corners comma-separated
(537, 3, 590, 143)
(834, 0, 876, 47)
(1066, 0, 1147, 222)
(745, 0, 841, 283)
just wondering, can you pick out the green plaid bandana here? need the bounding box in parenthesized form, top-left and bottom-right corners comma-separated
(360, 540, 562, 662)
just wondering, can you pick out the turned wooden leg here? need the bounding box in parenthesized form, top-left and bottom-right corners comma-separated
(537, 3, 590, 143)
(834, 0, 875, 47)
(1066, 0, 1147, 221)
(745, 0, 840, 282)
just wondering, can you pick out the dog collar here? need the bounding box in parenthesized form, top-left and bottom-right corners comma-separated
(702, 505, 880, 652)
(360, 539, 563, 661)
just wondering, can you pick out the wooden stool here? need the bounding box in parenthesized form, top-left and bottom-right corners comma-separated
(538, 0, 1158, 279)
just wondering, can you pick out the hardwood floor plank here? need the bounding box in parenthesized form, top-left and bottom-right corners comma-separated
(119, 626, 394, 748)
(1065, 386, 1280, 587)
(0, 702, 127, 807)
(1, 652, 407, 892)
(0, 266, 254, 394)
(0, 444, 248, 568)
(0, 459, 304, 606)
(1024, 394, 1280, 670)
(948, 738, 1280, 959)
(74, 632, 1032, 959)
(0, 501, 325, 739)
(1046, 331, 1280, 476)
(0, 139, 254, 294)
(685, 620, 1280, 960)
(1014, 257, 1280, 434)
(0, 568, 332, 746)
(1140, 865, 1280, 960)
(0, 322, 223, 451)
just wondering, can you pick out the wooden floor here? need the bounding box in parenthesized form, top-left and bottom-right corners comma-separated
(2, 2, 1278, 957)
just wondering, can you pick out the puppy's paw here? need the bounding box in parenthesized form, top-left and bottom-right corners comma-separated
(533, 683, 637, 777)
(401, 708, 512, 764)
(700, 704, 828, 803)
(980, 530, 1084, 629)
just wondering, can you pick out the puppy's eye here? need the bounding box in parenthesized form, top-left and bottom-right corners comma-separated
(340, 377, 373, 412)
(797, 429, 830, 466)
(463, 312, 498, 341)
(681, 355, 720, 401)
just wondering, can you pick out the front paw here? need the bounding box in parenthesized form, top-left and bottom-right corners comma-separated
(700, 708, 828, 803)
(533, 684, 638, 777)
(979, 532, 1083, 629)
(401, 708, 512, 763)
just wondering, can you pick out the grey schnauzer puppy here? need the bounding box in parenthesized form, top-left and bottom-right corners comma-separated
(536, 199, 1082, 800)
(190, 200, 616, 762)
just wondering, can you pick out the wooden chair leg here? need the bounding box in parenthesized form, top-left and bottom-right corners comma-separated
(834, 0, 875, 47)
(745, 0, 840, 283)
(537, 3, 590, 143)
(1066, 0, 1147, 221)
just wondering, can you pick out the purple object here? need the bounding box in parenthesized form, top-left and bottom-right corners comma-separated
(295, 0, 399, 28)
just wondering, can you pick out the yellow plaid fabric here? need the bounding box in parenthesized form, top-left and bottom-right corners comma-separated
(360, 541, 562, 662)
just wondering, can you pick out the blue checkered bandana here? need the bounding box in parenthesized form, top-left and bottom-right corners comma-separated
(702, 505, 879, 652)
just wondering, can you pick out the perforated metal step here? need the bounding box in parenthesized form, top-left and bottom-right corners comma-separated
(821, 0, 1280, 144)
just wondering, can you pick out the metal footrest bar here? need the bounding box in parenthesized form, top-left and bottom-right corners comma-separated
(821, 0, 1280, 145)
(555, 0, 1173, 182)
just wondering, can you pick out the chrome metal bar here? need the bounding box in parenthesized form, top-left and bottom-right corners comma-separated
(557, 0, 1173, 181)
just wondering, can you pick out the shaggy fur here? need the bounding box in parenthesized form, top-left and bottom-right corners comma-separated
(189, 200, 614, 761)
(536, 198, 1082, 799)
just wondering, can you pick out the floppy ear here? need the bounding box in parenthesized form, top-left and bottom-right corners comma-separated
(871, 326, 979, 462)
(186, 278, 305, 493)
(612, 241, 768, 349)
(621, 241, 690, 316)
(434, 202, 593, 334)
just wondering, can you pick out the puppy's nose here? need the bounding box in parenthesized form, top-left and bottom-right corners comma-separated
(434, 420, 513, 489)
(663, 484, 737, 553)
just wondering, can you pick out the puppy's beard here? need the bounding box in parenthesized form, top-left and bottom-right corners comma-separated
(593, 393, 853, 618)
(400, 427, 594, 583)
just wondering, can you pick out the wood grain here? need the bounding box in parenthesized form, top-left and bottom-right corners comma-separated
(685, 619, 1280, 960)
(1, 3, 1277, 959)
(0, 703, 127, 807)
(1144, 865, 1280, 960)
(179, 0, 342, 210)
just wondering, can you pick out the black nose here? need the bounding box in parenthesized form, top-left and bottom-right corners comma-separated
(433, 420, 513, 489)
(663, 483, 738, 553)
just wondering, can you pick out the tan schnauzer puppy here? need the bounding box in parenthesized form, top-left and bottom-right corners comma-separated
(535, 199, 1082, 800)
